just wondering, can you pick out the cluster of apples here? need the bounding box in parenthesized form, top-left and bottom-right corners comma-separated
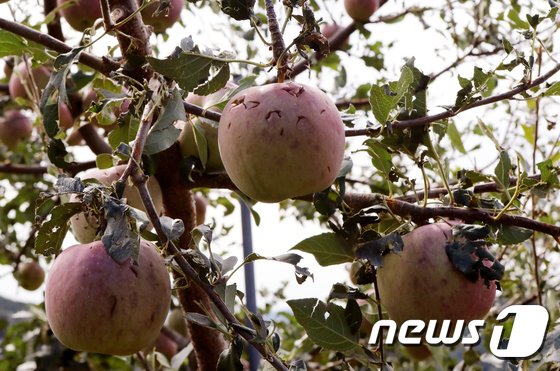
(57, 0, 184, 33)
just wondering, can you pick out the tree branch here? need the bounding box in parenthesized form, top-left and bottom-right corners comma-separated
(346, 60, 560, 135)
(78, 124, 113, 154)
(43, 0, 64, 41)
(0, 18, 120, 75)
(0, 161, 96, 176)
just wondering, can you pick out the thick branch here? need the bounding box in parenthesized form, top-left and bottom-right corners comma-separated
(107, 0, 153, 82)
(0, 18, 119, 75)
(0, 160, 96, 176)
(78, 124, 112, 154)
(43, 0, 64, 41)
(342, 193, 560, 238)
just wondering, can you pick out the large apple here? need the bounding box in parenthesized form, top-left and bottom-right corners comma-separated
(57, 0, 102, 32)
(140, 0, 183, 33)
(376, 223, 497, 359)
(69, 165, 164, 243)
(344, 0, 380, 22)
(0, 110, 33, 149)
(9, 63, 51, 101)
(178, 82, 237, 173)
(13, 261, 45, 291)
(45, 240, 171, 355)
(218, 82, 345, 203)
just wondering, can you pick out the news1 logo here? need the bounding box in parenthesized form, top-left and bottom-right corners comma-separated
(368, 305, 549, 358)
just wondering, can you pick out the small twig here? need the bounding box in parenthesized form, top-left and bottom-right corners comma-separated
(346, 60, 560, 133)
(100, 0, 115, 30)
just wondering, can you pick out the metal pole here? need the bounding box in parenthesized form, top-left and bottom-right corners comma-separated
(240, 201, 259, 370)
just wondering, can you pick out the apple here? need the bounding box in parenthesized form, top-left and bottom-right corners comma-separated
(69, 164, 164, 243)
(0, 110, 33, 149)
(9, 63, 51, 101)
(344, 0, 380, 22)
(140, 0, 183, 33)
(57, 0, 102, 32)
(194, 193, 207, 225)
(178, 82, 237, 173)
(376, 223, 497, 359)
(59, 103, 74, 130)
(218, 82, 345, 203)
(82, 88, 129, 132)
(142, 332, 178, 359)
(167, 308, 187, 337)
(45, 240, 171, 355)
(13, 261, 45, 291)
(321, 23, 349, 49)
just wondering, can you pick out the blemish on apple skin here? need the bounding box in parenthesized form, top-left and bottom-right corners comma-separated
(266, 110, 282, 121)
(130, 265, 139, 278)
(246, 101, 260, 109)
(327, 166, 331, 173)
(296, 116, 308, 126)
(227, 122, 232, 129)
(109, 295, 117, 316)
(230, 96, 245, 108)
(280, 128, 284, 136)
(282, 85, 305, 97)
(320, 109, 326, 115)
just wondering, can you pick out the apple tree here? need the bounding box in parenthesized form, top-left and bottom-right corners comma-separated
(0, 0, 559, 370)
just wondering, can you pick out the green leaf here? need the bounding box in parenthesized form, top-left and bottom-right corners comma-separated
(494, 150, 512, 192)
(0, 30, 51, 63)
(96, 153, 114, 169)
(291, 233, 353, 266)
(537, 160, 559, 185)
(35, 202, 83, 255)
(144, 88, 184, 155)
(494, 225, 533, 245)
(369, 65, 414, 124)
(147, 52, 230, 94)
(543, 81, 560, 96)
(364, 140, 394, 179)
(447, 122, 466, 154)
(287, 298, 359, 351)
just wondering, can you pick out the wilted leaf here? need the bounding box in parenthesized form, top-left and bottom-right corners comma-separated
(144, 88, 184, 155)
(35, 202, 83, 255)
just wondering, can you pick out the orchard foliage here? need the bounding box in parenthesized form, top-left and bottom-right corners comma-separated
(0, 0, 559, 370)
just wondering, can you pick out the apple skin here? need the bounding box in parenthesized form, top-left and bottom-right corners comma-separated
(218, 82, 345, 203)
(14, 262, 45, 291)
(178, 82, 237, 173)
(141, 0, 183, 33)
(45, 240, 171, 355)
(0, 110, 33, 149)
(321, 23, 349, 49)
(69, 165, 164, 243)
(59, 103, 74, 130)
(9, 63, 51, 101)
(57, 0, 102, 32)
(344, 0, 380, 22)
(376, 223, 497, 360)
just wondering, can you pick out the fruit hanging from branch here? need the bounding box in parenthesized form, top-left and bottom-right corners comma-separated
(45, 240, 171, 355)
(0, 110, 33, 149)
(344, 0, 380, 22)
(69, 165, 164, 243)
(57, 0, 102, 32)
(218, 82, 345, 203)
(13, 261, 45, 291)
(140, 0, 184, 33)
(9, 63, 51, 102)
(376, 222, 498, 359)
